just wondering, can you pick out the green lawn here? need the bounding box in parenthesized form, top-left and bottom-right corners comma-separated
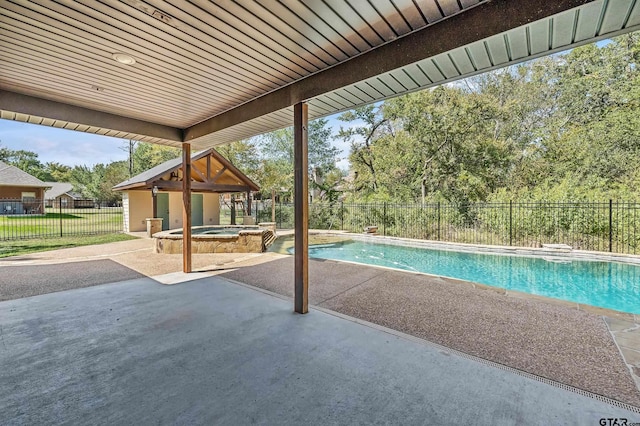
(0, 207, 123, 239)
(0, 233, 138, 258)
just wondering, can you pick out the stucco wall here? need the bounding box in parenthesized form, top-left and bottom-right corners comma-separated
(122, 193, 130, 232)
(122, 190, 221, 232)
(203, 193, 220, 225)
(125, 190, 153, 232)
(168, 192, 183, 229)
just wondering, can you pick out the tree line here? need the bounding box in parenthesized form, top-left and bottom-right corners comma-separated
(0, 118, 341, 206)
(337, 33, 640, 205)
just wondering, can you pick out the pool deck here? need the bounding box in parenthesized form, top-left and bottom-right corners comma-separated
(2, 233, 640, 412)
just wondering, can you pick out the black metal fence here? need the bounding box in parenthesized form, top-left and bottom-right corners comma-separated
(0, 198, 123, 241)
(256, 200, 640, 255)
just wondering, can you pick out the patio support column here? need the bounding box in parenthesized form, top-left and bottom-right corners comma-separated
(294, 102, 308, 314)
(182, 143, 192, 273)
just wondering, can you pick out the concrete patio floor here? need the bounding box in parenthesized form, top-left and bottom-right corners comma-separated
(1, 274, 639, 425)
(2, 235, 640, 422)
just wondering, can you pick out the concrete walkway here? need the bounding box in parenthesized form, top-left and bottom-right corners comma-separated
(1, 275, 639, 425)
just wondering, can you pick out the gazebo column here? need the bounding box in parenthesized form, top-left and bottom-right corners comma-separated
(182, 143, 192, 273)
(294, 102, 308, 314)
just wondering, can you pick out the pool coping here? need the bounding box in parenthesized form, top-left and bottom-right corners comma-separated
(345, 232, 640, 266)
(153, 225, 264, 240)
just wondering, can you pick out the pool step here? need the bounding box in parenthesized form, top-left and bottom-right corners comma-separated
(262, 230, 277, 251)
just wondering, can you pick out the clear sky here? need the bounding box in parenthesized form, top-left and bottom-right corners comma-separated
(0, 112, 353, 169)
(0, 119, 130, 167)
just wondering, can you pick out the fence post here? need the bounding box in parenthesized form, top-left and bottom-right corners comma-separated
(437, 202, 441, 241)
(509, 200, 513, 246)
(609, 199, 613, 252)
(59, 200, 63, 237)
(340, 201, 344, 231)
(383, 202, 387, 236)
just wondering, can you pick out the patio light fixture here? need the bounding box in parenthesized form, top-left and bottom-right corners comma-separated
(112, 52, 136, 65)
(152, 186, 158, 197)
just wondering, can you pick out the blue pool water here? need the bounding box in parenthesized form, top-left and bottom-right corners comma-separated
(301, 240, 640, 314)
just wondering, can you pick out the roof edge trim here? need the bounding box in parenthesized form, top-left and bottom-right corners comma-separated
(0, 90, 183, 142)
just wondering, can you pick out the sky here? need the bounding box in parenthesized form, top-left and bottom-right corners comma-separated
(0, 112, 355, 170)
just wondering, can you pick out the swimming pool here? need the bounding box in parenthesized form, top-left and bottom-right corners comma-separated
(300, 240, 640, 314)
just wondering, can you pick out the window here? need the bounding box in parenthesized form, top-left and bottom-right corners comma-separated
(21, 192, 36, 201)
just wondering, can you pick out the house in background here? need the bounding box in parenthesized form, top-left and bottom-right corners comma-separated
(44, 182, 94, 208)
(113, 148, 259, 232)
(0, 160, 50, 215)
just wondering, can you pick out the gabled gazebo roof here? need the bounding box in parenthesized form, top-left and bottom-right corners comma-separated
(112, 148, 258, 193)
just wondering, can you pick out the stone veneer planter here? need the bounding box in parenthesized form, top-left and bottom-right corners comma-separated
(153, 225, 271, 254)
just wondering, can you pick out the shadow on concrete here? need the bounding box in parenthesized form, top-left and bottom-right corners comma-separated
(0, 259, 147, 301)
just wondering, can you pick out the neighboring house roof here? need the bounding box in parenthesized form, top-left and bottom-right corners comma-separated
(113, 148, 259, 193)
(43, 182, 86, 200)
(44, 182, 74, 199)
(0, 161, 49, 188)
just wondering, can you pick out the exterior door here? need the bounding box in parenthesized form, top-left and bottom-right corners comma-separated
(157, 193, 170, 230)
(191, 194, 203, 226)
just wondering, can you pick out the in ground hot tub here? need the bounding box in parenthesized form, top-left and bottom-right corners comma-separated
(153, 225, 275, 254)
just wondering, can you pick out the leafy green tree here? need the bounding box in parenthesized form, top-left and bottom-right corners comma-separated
(337, 105, 388, 195)
(131, 142, 181, 175)
(215, 139, 260, 181)
(44, 162, 72, 182)
(254, 159, 291, 221)
(257, 118, 340, 200)
(0, 144, 52, 181)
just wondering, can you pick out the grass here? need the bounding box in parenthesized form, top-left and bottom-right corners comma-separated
(0, 233, 138, 258)
(0, 207, 123, 239)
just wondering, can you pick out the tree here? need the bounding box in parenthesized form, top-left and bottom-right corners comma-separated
(254, 159, 291, 221)
(131, 142, 181, 175)
(257, 118, 340, 199)
(216, 139, 260, 181)
(336, 105, 388, 195)
(44, 162, 72, 182)
(0, 144, 52, 181)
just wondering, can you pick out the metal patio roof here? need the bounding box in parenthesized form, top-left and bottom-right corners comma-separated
(1, 0, 639, 149)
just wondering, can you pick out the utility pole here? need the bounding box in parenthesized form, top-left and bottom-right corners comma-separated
(119, 140, 137, 177)
(128, 140, 135, 177)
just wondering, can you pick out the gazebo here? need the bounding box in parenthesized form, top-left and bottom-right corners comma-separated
(113, 148, 258, 232)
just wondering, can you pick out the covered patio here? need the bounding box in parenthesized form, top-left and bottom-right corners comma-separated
(3, 1, 640, 308)
(2, 0, 640, 422)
